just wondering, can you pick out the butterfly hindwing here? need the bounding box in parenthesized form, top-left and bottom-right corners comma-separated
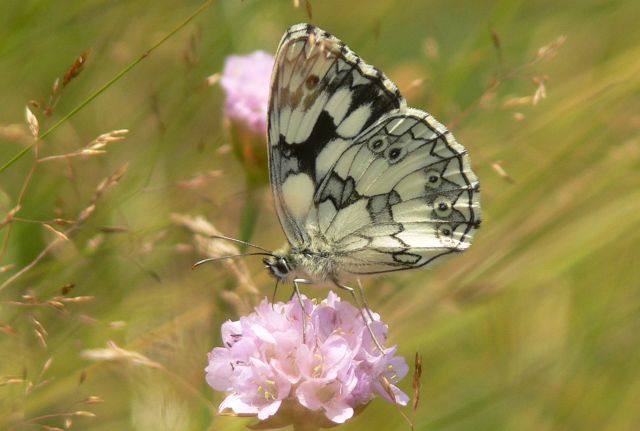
(268, 23, 404, 246)
(310, 109, 480, 274)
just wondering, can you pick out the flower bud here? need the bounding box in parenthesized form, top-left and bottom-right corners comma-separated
(219, 51, 274, 184)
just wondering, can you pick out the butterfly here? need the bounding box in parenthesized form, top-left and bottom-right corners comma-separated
(258, 23, 481, 293)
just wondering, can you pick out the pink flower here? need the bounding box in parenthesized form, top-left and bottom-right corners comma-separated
(205, 292, 409, 426)
(220, 51, 274, 135)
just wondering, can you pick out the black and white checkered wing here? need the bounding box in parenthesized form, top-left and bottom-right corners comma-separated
(267, 23, 404, 247)
(268, 23, 480, 276)
(310, 109, 481, 274)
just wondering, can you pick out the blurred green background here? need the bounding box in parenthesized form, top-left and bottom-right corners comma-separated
(1, 0, 639, 430)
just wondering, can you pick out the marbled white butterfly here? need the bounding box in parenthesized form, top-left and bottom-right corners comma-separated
(262, 24, 481, 292)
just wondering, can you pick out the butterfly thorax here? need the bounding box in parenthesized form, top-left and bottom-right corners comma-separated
(265, 234, 340, 283)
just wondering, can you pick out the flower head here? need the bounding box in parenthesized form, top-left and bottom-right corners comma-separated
(205, 292, 408, 427)
(220, 50, 274, 135)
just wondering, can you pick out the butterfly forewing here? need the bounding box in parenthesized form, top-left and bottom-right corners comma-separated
(268, 23, 480, 277)
(268, 23, 404, 247)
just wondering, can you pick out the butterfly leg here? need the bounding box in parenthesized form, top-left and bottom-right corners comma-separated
(292, 278, 313, 302)
(270, 279, 280, 310)
(293, 278, 314, 343)
(356, 278, 376, 323)
(333, 281, 386, 353)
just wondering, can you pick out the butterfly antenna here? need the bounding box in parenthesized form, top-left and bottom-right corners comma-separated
(208, 234, 272, 253)
(192, 252, 274, 269)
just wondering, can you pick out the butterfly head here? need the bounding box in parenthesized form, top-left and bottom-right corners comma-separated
(263, 254, 292, 281)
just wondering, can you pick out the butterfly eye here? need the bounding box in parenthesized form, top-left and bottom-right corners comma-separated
(436, 223, 454, 245)
(434, 196, 453, 217)
(367, 136, 389, 153)
(276, 258, 290, 274)
(424, 169, 442, 188)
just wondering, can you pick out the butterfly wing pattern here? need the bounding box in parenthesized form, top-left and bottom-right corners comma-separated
(268, 23, 480, 279)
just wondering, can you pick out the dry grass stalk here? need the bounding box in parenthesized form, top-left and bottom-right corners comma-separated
(491, 160, 515, 183)
(42, 223, 70, 242)
(81, 396, 104, 405)
(25, 107, 39, 139)
(0, 164, 128, 292)
(216, 143, 232, 155)
(0, 204, 21, 229)
(0, 159, 38, 261)
(0, 322, 17, 335)
(41, 50, 90, 117)
(184, 28, 202, 66)
(490, 27, 501, 52)
(15, 408, 97, 430)
(532, 76, 548, 105)
(72, 411, 96, 418)
(412, 352, 423, 413)
(292, 0, 313, 17)
(81, 340, 162, 369)
(536, 35, 567, 60)
(171, 214, 259, 313)
(86, 234, 104, 251)
(31, 315, 48, 337)
(108, 320, 126, 330)
(0, 264, 15, 273)
(38, 129, 128, 162)
(379, 375, 413, 429)
(0, 377, 26, 386)
(402, 78, 425, 100)
(40, 357, 53, 378)
(60, 296, 94, 304)
(1, 292, 93, 311)
(34, 327, 48, 348)
(0, 123, 32, 144)
(32, 377, 54, 392)
(423, 37, 439, 60)
(502, 96, 533, 108)
(450, 34, 566, 130)
(61, 283, 75, 295)
(177, 170, 223, 189)
(502, 77, 547, 109)
(48, 299, 68, 310)
(98, 226, 129, 233)
(63, 51, 90, 87)
(206, 72, 220, 86)
(304, 0, 313, 19)
(52, 218, 75, 226)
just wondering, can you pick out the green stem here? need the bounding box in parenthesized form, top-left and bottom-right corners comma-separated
(238, 184, 261, 252)
(0, 0, 214, 174)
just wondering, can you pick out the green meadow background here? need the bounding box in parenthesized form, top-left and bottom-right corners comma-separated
(1, 0, 639, 430)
